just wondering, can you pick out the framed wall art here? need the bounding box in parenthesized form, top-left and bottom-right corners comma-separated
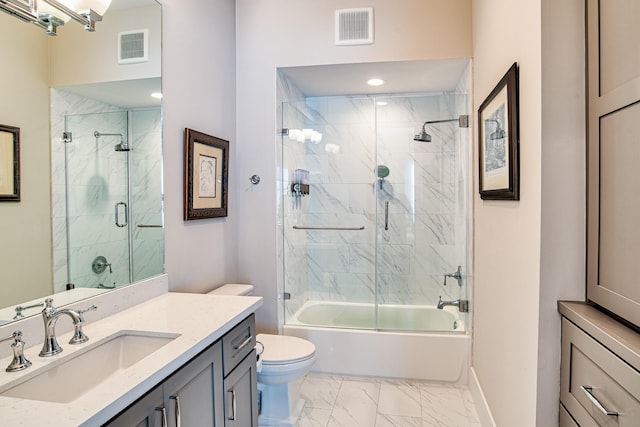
(184, 128, 229, 220)
(478, 62, 519, 200)
(0, 124, 20, 202)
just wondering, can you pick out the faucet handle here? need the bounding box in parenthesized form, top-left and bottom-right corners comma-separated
(78, 304, 98, 320)
(13, 302, 44, 320)
(0, 331, 32, 372)
(69, 304, 97, 345)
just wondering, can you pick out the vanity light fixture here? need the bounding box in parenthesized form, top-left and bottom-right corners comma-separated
(367, 78, 384, 86)
(151, 92, 163, 99)
(0, 0, 112, 35)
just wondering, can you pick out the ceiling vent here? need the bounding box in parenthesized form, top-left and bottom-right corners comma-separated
(118, 29, 149, 64)
(335, 8, 374, 46)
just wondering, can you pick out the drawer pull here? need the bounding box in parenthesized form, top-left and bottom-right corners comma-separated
(233, 336, 253, 352)
(580, 386, 619, 417)
(155, 407, 168, 427)
(169, 395, 181, 427)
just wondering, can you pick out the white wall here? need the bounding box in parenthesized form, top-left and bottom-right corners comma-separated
(161, 0, 239, 293)
(472, 0, 585, 425)
(0, 16, 53, 306)
(538, 0, 586, 425)
(236, 0, 472, 332)
(50, 4, 161, 86)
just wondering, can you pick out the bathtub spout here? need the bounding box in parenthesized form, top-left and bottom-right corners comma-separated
(437, 296, 469, 313)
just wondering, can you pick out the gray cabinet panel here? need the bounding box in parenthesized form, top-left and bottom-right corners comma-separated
(164, 343, 225, 427)
(105, 385, 164, 427)
(224, 350, 258, 427)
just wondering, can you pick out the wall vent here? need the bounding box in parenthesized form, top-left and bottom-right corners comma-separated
(335, 8, 374, 46)
(118, 29, 149, 64)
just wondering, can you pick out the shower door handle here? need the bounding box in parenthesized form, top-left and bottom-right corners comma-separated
(384, 201, 389, 231)
(115, 202, 128, 228)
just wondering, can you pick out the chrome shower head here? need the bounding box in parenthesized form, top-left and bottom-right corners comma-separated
(414, 116, 469, 142)
(413, 125, 432, 143)
(94, 131, 130, 151)
(114, 142, 130, 152)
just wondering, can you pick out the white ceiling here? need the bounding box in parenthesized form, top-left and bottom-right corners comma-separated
(57, 78, 162, 108)
(279, 59, 470, 97)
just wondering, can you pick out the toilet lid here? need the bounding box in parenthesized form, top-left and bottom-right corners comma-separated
(256, 334, 316, 365)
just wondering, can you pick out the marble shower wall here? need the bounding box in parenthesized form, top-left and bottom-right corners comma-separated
(51, 90, 162, 292)
(280, 90, 471, 320)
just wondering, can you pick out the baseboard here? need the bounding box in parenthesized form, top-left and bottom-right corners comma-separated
(469, 367, 497, 427)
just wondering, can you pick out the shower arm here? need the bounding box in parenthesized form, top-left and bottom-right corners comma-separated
(420, 115, 470, 129)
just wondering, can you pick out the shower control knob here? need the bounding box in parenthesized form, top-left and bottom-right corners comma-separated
(250, 175, 261, 185)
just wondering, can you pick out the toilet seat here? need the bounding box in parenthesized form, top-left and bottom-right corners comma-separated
(257, 333, 316, 365)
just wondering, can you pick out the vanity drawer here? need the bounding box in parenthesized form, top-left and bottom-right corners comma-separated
(560, 403, 579, 427)
(222, 314, 256, 376)
(560, 319, 640, 426)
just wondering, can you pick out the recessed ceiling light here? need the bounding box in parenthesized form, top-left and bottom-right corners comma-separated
(151, 92, 163, 99)
(376, 101, 388, 106)
(367, 78, 384, 86)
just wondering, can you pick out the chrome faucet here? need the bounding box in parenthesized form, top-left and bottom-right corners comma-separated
(39, 298, 97, 357)
(437, 296, 469, 312)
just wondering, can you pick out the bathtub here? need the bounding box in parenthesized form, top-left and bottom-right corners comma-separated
(283, 301, 470, 383)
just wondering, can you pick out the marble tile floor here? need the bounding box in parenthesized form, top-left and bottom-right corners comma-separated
(297, 374, 481, 427)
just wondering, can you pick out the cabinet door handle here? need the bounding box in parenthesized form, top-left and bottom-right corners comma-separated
(170, 395, 181, 427)
(580, 386, 619, 417)
(154, 407, 167, 427)
(227, 390, 237, 421)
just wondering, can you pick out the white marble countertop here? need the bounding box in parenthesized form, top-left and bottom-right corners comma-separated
(0, 292, 262, 426)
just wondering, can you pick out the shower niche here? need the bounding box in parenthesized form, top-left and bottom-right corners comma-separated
(277, 61, 473, 334)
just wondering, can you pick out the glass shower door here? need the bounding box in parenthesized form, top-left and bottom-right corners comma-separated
(374, 94, 470, 331)
(281, 98, 378, 328)
(65, 111, 131, 289)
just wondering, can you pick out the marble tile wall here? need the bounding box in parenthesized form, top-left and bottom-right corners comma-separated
(51, 90, 162, 292)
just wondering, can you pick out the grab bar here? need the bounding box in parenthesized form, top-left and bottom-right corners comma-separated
(293, 225, 365, 231)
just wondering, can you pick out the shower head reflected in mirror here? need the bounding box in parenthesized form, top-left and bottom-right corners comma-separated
(414, 115, 470, 143)
(94, 131, 130, 152)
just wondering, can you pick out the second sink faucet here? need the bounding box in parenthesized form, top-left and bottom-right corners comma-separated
(39, 298, 97, 357)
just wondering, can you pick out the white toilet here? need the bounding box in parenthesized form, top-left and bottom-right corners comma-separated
(208, 284, 316, 427)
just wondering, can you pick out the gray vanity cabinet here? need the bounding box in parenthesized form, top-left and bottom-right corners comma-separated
(105, 314, 257, 427)
(163, 342, 225, 427)
(223, 349, 258, 427)
(104, 385, 164, 427)
(222, 314, 258, 427)
(105, 342, 224, 427)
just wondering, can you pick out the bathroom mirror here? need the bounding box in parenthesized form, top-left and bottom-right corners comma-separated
(0, 0, 163, 323)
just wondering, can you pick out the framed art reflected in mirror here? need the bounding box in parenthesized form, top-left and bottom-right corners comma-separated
(0, 124, 20, 202)
(183, 128, 229, 220)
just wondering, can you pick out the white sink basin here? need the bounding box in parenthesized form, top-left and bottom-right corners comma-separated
(0, 330, 179, 403)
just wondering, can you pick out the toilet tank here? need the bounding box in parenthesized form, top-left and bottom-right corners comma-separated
(208, 284, 254, 296)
